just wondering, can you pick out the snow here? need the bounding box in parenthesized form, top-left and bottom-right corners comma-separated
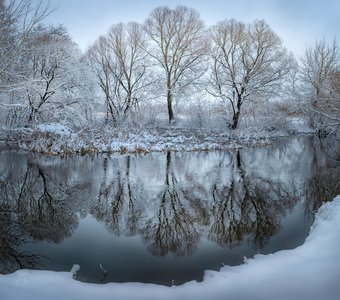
(1, 196, 339, 300)
(289, 117, 316, 134)
(36, 123, 73, 136)
(5, 124, 291, 154)
(2, 112, 319, 155)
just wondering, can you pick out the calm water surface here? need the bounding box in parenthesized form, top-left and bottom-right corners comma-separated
(1, 136, 339, 286)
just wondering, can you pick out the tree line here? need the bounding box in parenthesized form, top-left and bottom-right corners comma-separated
(0, 0, 339, 134)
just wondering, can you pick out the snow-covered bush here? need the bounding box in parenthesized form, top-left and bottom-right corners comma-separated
(2, 25, 94, 130)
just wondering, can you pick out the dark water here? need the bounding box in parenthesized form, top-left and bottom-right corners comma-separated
(1, 136, 339, 286)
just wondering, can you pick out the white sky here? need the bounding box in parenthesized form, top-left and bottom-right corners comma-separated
(44, 0, 340, 56)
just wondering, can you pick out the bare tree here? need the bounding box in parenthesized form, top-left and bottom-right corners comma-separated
(87, 22, 148, 125)
(16, 25, 90, 126)
(208, 19, 292, 129)
(86, 36, 112, 123)
(299, 39, 340, 134)
(0, 0, 52, 81)
(0, 0, 53, 126)
(0, 24, 94, 128)
(144, 6, 208, 124)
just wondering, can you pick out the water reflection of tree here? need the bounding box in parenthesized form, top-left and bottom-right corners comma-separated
(16, 162, 80, 242)
(0, 157, 89, 272)
(91, 153, 206, 256)
(209, 151, 297, 249)
(306, 170, 340, 212)
(0, 195, 39, 272)
(305, 138, 340, 212)
(92, 150, 302, 256)
(141, 152, 204, 256)
(91, 156, 142, 236)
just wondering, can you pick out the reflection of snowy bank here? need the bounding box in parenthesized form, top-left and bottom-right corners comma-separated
(3, 124, 294, 154)
(1, 196, 339, 300)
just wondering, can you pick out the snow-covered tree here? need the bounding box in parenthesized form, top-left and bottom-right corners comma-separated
(7, 24, 94, 128)
(208, 19, 292, 129)
(0, 0, 52, 126)
(0, 0, 51, 81)
(299, 39, 340, 135)
(87, 22, 149, 125)
(144, 6, 208, 124)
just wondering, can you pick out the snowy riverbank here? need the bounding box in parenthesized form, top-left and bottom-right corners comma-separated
(1, 123, 309, 155)
(1, 196, 339, 300)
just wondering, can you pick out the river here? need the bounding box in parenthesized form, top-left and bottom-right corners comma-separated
(0, 135, 339, 286)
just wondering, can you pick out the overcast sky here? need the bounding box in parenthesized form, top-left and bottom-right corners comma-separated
(44, 0, 340, 56)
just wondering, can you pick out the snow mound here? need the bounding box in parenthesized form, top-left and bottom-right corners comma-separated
(1, 196, 339, 300)
(36, 123, 72, 136)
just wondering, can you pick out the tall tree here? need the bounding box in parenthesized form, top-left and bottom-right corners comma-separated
(299, 39, 340, 134)
(0, 0, 52, 126)
(0, 0, 51, 81)
(208, 19, 291, 129)
(144, 6, 208, 124)
(87, 22, 148, 125)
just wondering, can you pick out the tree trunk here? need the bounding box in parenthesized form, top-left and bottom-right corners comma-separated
(28, 107, 38, 123)
(167, 88, 175, 124)
(165, 151, 171, 185)
(230, 111, 240, 129)
(230, 96, 242, 129)
(28, 111, 34, 122)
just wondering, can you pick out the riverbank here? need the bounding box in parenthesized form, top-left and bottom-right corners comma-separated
(0, 122, 313, 155)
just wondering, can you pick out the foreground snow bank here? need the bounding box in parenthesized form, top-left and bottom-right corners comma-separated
(1, 196, 340, 300)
